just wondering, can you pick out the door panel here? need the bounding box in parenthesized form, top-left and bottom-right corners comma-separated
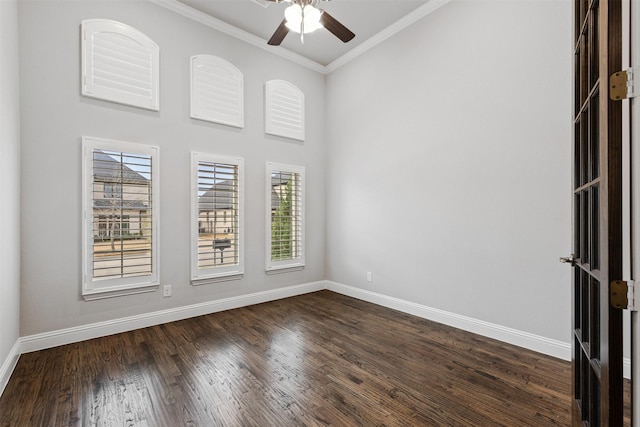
(572, 0, 623, 425)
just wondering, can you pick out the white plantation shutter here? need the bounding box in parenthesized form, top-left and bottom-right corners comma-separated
(191, 153, 244, 284)
(82, 137, 159, 300)
(265, 80, 305, 141)
(191, 55, 244, 128)
(266, 163, 305, 272)
(81, 20, 159, 111)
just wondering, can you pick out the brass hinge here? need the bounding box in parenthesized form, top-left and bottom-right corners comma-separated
(611, 280, 638, 311)
(610, 68, 635, 101)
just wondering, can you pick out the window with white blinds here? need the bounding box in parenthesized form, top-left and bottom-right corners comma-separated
(191, 153, 244, 284)
(82, 137, 159, 300)
(266, 163, 305, 272)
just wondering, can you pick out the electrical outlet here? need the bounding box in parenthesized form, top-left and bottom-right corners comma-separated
(163, 285, 172, 297)
(367, 272, 373, 282)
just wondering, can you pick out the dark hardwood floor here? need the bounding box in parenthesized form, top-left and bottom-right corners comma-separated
(0, 290, 601, 426)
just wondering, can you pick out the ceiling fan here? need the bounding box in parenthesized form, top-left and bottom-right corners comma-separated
(265, 0, 355, 46)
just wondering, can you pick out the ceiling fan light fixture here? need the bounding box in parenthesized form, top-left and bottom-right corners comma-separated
(284, 4, 323, 34)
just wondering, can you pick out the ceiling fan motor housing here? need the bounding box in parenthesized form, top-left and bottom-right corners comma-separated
(266, 0, 355, 46)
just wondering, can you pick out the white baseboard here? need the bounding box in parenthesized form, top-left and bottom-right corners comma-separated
(326, 281, 572, 361)
(20, 281, 327, 354)
(625, 357, 631, 380)
(327, 282, 636, 379)
(0, 340, 21, 397)
(4, 278, 631, 397)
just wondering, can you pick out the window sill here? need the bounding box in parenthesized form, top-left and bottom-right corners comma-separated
(191, 273, 243, 286)
(82, 283, 159, 301)
(265, 265, 305, 275)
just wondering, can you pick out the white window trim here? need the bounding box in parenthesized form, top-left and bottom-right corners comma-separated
(82, 136, 160, 300)
(190, 152, 244, 285)
(265, 162, 305, 273)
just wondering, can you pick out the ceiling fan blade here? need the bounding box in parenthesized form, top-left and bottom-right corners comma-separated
(268, 19, 289, 46)
(320, 11, 355, 43)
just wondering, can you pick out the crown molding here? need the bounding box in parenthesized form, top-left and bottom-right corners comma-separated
(148, 0, 326, 74)
(150, 0, 450, 75)
(325, 0, 451, 73)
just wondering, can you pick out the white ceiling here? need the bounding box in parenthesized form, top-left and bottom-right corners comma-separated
(176, 0, 431, 67)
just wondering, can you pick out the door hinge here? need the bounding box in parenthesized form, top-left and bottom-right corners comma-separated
(609, 68, 635, 101)
(611, 280, 638, 311)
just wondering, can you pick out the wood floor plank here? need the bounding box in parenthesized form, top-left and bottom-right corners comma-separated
(0, 290, 616, 426)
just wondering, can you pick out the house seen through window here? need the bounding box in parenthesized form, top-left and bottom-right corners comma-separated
(91, 150, 152, 279)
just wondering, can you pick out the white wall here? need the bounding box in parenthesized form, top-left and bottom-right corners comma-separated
(15, 0, 574, 348)
(18, 1, 325, 336)
(325, 0, 573, 342)
(0, 0, 22, 377)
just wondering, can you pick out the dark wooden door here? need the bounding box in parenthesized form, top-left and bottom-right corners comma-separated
(571, 0, 623, 425)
